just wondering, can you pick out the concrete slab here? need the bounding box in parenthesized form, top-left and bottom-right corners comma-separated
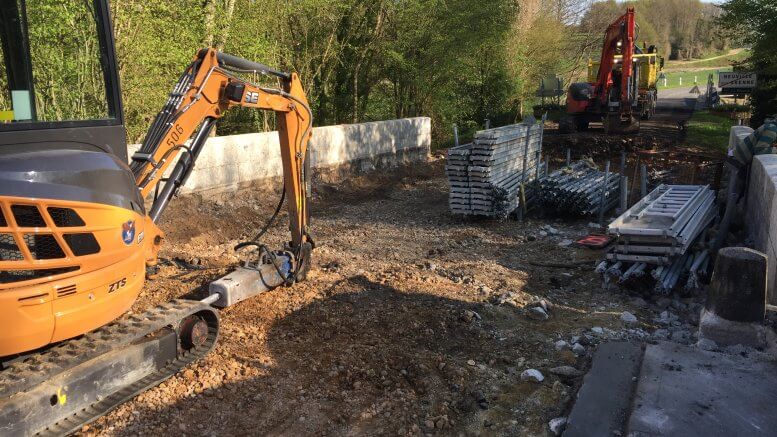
(628, 341, 777, 436)
(564, 342, 645, 437)
(729, 125, 754, 153)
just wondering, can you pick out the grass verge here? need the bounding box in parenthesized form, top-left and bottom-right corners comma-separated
(665, 49, 750, 70)
(658, 67, 732, 90)
(685, 110, 737, 152)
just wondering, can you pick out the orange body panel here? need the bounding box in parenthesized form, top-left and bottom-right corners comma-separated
(0, 197, 148, 356)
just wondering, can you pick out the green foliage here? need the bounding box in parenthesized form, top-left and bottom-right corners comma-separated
(719, 0, 777, 126)
(685, 110, 737, 152)
(16, 0, 108, 121)
(110, 0, 521, 144)
(580, 0, 731, 62)
(111, 0, 207, 141)
(6, 0, 740, 147)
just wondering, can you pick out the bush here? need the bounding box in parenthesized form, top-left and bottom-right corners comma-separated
(532, 103, 565, 121)
(709, 103, 752, 126)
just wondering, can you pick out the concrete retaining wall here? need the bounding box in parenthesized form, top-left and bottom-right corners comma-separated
(746, 154, 777, 305)
(128, 117, 431, 194)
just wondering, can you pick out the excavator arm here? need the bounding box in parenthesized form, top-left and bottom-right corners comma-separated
(129, 48, 313, 267)
(594, 7, 635, 111)
(561, 7, 639, 134)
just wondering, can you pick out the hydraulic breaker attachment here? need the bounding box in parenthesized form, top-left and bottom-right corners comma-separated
(208, 242, 312, 308)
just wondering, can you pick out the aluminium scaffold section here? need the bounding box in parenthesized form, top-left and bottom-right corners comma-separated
(536, 160, 621, 216)
(598, 184, 717, 294)
(605, 184, 716, 268)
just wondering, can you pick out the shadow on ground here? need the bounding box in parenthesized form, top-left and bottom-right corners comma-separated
(114, 275, 584, 436)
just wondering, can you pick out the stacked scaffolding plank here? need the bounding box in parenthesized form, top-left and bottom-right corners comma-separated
(446, 121, 544, 218)
(536, 160, 621, 216)
(600, 184, 717, 293)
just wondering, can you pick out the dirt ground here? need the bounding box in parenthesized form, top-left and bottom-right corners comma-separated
(85, 93, 718, 437)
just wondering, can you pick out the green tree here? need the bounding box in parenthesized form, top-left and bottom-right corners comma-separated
(719, 0, 777, 125)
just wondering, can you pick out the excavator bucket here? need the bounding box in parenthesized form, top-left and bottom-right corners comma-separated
(604, 114, 640, 135)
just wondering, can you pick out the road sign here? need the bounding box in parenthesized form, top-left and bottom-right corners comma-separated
(719, 71, 757, 95)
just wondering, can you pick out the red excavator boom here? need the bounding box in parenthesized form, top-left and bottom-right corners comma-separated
(561, 7, 641, 134)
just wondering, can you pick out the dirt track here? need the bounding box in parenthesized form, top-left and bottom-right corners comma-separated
(86, 90, 713, 436)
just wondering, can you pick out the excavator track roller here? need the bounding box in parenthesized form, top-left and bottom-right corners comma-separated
(179, 315, 210, 350)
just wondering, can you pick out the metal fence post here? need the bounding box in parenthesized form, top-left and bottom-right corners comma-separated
(598, 160, 611, 226)
(640, 164, 648, 198)
(620, 151, 626, 176)
(518, 123, 533, 220)
(535, 151, 542, 181)
(620, 175, 628, 212)
(535, 114, 546, 181)
(453, 124, 459, 148)
(566, 148, 571, 167)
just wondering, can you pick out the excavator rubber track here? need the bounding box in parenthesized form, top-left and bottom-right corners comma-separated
(0, 299, 219, 436)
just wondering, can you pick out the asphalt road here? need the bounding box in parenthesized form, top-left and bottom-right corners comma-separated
(657, 87, 699, 114)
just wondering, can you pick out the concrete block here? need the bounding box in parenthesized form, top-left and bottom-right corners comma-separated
(729, 125, 754, 153)
(747, 155, 777, 305)
(565, 342, 644, 437)
(628, 341, 777, 436)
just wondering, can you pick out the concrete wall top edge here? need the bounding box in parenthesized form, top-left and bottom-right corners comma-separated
(128, 117, 432, 195)
(127, 117, 431, 163)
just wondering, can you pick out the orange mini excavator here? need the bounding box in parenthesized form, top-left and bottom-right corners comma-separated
(0, 1, 313, 434)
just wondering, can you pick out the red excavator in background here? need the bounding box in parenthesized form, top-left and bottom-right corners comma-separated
(560, 7, 658, 134)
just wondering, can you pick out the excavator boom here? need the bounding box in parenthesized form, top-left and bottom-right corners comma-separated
(131, 48, 313, 265)
(594, 8, 635, 111)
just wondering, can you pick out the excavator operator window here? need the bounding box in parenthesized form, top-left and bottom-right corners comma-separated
(0, 0, 116, 126)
